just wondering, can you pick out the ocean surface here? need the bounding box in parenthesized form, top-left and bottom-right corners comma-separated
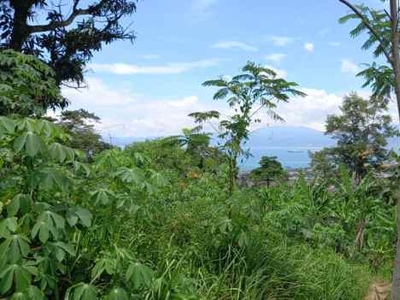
(239, 146, 323, 171)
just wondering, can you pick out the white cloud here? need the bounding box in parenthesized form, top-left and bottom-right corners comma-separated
(264, 65, 287, 78)
(254, 88, 343, 131)
(61, 78, 226, 137)
(89, 59, 220, 75)
(211, 41, 258, 52)
(341, 59, 360, 74)
(304, 42, 314, 52)
(268, 35, 295, 47)
(265, 53, 286, 64)
(62, 78, 137, 106)
(62, 79, 379, 139)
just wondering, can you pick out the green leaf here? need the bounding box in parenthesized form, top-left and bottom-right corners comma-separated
(0, 234, 30, 263)
(38, 167, 71, 191)
(114, 167, 145, 185)
(31, 211, 65, 243)
(13, 133, 27, 153)
(238, 231, 249, 248)
(0, 116, 15, 133)
(13, 132, 43, 157)
(0, 217, 18, 238)
(10, 285, 44, 300)
(67, 207, 92, 227)
(125, 262, 153, 290)
(48, 142, 75, 163)
(91, 258, 116, 281)
(106, 287, 129, 300)
(91, 189, 114, 206)
(65, 283, 97, 300)
(0, 263, 34, 294)
(52, 242, 76, 262)
(16, 119, 37, 132)
(25, 132, 42, 157)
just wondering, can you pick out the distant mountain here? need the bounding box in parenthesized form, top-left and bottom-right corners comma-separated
(108, 126, 400, 170)
(109, 126, 336, 149)
(247, 126, 335, 148)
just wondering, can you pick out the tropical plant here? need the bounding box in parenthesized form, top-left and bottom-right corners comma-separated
(339, 1, 400, 295)
(0, 50, 66, 116)
(190, 61, 306, 195)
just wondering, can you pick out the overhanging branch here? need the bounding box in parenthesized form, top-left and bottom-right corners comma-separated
(28, 0, 108, 33)
(339, 0, 394, 65)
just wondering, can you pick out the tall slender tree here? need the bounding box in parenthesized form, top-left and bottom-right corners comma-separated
(339, 1, 400, 298)
(190, 62, 305, 195)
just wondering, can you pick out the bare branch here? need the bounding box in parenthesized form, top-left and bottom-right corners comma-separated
(339, 0, 394, 65)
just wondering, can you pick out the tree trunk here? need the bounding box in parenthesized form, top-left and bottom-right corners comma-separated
(390, 1, 400, 299)
(355, 217, 366, 251)
(9, 1, 31, 51)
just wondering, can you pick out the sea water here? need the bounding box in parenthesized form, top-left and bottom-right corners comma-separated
(239, 146, 323, 171)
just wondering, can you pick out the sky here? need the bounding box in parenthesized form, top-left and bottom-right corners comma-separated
(61, 0, 395, 138)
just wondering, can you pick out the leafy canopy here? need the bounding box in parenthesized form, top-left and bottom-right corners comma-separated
(315, 93, 396, 180)
(0, 0, 137, 86)
(191, 61, 305, 193)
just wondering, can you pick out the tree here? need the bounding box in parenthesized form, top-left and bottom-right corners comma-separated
(190, 62, 305, 195)
(339, 0, 400, 300)
(250, 156, 287, 187)
(339, 1, 400, 297)
(56, 109, 112, 155)
(324, 93, 396, 183)
(0, 49, 66, 116)
(309, 148, 338, 180)
(0, 0, 137, 86)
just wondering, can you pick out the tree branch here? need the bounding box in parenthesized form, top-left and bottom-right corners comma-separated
(339, 0, 394, 65)
(28, 0, 107, 33)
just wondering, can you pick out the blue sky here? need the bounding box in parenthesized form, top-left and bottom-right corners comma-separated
(62, 0, 394, 137)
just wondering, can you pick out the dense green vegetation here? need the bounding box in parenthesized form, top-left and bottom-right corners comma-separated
(0, 49, 398, 300)
(3, 0, 400, 298)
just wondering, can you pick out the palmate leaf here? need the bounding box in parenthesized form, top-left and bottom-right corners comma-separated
(73, 161, 91, 177)
(0, 234, 30, 263)
(105, 287, 129, 300)
(6, 194, 31, 217)
(113, 167, 145, 185)
(0, 262, 37, 294)
(13, 131, 43, 157)
(15, 119, 38, 132)
(37, 167, 72, 191)
(0, 217, 18, 238)
(91, 257, 116, 281)
(66, 207, 93, 227)
(31, 211, 65, 243)
(48, 142, 75, 163)
(50, 241, 76, 262)
(0, 116, 15, 135)
(91, 189, 114, 205)
(125, 262, 153, 290)
(65, 283, 98, 300)
(9, 285, 44, 300)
